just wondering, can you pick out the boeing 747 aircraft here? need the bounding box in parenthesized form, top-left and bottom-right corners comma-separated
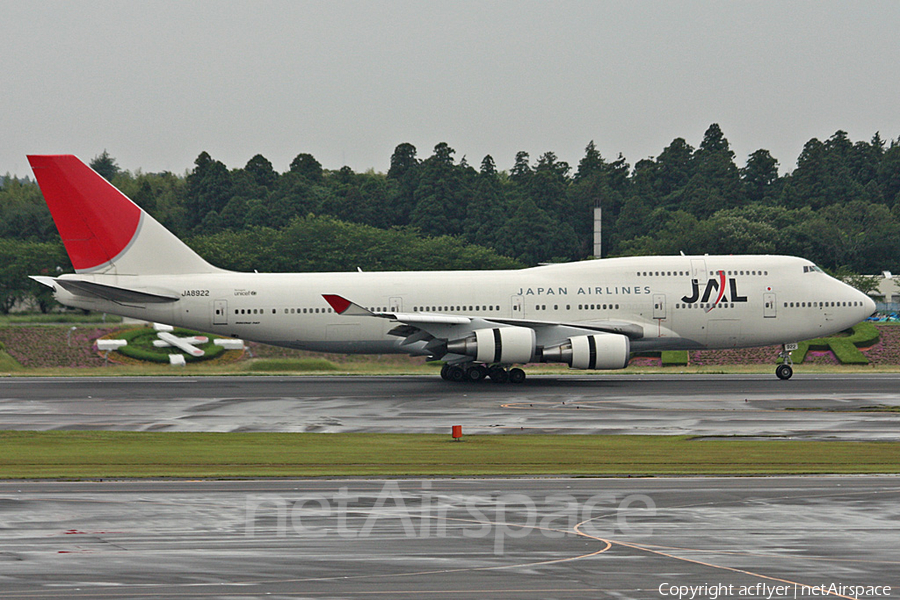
(27, 155, 875, 382)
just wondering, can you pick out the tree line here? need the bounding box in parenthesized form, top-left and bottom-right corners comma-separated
(2, 126, 900, 312)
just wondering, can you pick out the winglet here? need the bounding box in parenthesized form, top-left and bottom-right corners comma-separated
(322, 294, 373, 316)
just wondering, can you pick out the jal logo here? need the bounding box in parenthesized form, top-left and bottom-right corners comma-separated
(681, 270, 747, 312)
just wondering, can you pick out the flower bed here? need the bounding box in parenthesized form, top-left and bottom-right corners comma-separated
(0, 326, 122, 368)
(860, 324, 900, 364)
(689, 345, 781, 366)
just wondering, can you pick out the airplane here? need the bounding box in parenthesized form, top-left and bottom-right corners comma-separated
(27, 154, 876, 383)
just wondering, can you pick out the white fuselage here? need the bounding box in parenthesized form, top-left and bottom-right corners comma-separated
(52, 254, 875, 355)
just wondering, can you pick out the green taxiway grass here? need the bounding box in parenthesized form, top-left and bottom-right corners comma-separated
(2, 431, 899, 478)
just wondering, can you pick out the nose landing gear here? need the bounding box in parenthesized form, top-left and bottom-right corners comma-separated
(776, 343, 796, 380)
(775, 363, 793, 380)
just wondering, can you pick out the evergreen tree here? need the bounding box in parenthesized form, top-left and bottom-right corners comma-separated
(244, 154, 278, 189)
(510, 151, 532, 183)
(653, 137, 694, 203)
(289, 153, 323, 182)
(741, 149, 779, 204)
(574, 140, 605, 181)
(90, 150, 120, 182)
(185, 152, 233, 231)
(386, 143, 420, 225)
(878, 143, 900, 207)
(684, 124, 744, 217)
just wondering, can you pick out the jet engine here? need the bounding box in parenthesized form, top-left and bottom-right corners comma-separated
(541, 333, 630, 370)
(446, 327, 536, 364)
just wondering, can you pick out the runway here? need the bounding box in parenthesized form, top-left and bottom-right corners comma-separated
(0, 477, 896, 599)
(1, 373, 900, 439)
(2, 374, 899, 597)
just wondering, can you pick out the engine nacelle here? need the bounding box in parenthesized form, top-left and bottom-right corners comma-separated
(446, 327, 536, 364)
(541, 333, 630, 370)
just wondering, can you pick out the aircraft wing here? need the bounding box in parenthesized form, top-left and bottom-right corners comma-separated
(322, 294, 470, 324)
(479, 316, 644, 339)
(322, 294, 644, 362)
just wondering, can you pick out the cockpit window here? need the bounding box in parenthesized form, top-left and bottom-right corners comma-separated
(803, 265, 824, 274)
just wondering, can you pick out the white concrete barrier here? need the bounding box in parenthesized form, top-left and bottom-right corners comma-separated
(213, 338, 245, 350)
(96, 339, 127, 351)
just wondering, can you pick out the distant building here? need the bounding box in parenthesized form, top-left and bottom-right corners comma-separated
(871, 272, 900, 311)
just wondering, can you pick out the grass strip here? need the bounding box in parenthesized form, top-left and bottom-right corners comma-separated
(245, 358, 339, 372)
(1, 432, 899, 478)
(661, 350, 689, 366)
(0, 313, 123, 325)
(0, 348, 23, 371)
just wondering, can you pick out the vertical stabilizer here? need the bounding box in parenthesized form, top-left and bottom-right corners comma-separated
(28, 155, 219, 275)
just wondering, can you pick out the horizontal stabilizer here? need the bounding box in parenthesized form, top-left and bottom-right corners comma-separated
(53, 279, 179, 304)
(29, 275, 57, 289)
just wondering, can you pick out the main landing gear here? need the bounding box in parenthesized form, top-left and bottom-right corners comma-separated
(775, 344, 795, 380)
(440, 363, 526, 384)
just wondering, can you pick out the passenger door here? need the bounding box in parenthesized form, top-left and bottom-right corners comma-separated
(213, 299, 228, 325)
(763, 293, 776, 318)
(653, 294, 667, 320)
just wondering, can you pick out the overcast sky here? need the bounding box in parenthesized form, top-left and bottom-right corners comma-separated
(4, 1, 899, 178)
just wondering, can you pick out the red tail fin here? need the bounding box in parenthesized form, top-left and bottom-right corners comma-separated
(28, 155, 141, 272)
(29, 154, 217, 275)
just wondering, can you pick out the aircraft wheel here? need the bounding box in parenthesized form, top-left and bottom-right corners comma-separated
(466, 365, 486, 382)
(440, 363, 451, 381)
(775, 364, 793, 380)
(508, 367, 526, 384)
(448, 366, 466, 382)
(488, 366, 509, 383)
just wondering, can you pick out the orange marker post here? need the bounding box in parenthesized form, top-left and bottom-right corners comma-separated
(451, 425, 462, 441)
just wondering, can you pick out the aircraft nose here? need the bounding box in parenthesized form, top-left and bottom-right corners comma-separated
(863, 293, 876, 318)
